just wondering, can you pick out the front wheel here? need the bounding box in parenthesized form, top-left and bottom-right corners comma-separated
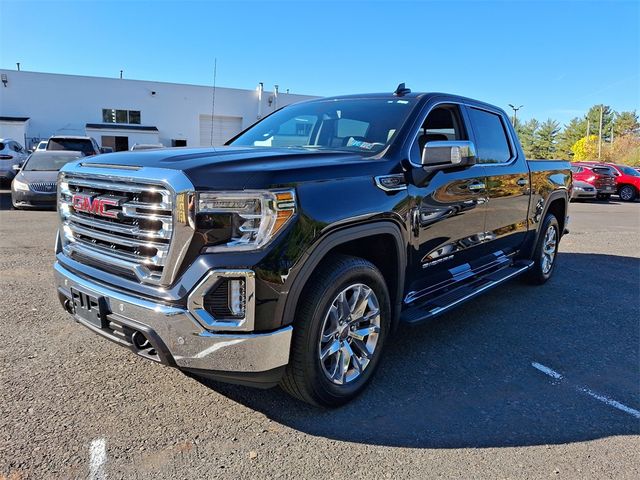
(280, 255, 390, 407)
(619, 185, 637, 202)
(525, 213, 560, 285)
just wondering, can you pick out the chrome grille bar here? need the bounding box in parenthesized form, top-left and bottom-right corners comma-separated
(58, 164, 195, 286)
(30, 181, 57, 193)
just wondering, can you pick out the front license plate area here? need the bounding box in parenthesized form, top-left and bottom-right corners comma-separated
(70, 288, 108, 329)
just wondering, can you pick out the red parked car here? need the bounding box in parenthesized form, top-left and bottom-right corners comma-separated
(571, 164, 617, 200)
(577, 162, 640, 202)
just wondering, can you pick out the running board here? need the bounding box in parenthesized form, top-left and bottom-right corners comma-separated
(401, 261, 534, 325)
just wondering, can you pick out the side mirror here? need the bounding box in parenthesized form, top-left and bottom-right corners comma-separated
(100, 147, 113, 154)
(421, 140, 476, 168)
(12, 164, 21, 172)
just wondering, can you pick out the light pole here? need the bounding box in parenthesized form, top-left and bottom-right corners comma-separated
(508, 104, 523, 127)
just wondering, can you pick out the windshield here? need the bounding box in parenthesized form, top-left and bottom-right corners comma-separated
(24, 152, 83, 171)
(619, 165, 640, 177)
(229, 98, 417, 154)
(48, 138, 95, 155)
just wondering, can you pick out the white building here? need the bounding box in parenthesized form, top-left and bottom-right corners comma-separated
(0, 69, 317, 150)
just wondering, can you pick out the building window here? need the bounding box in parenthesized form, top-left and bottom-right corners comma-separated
(102, 109, 142, 125)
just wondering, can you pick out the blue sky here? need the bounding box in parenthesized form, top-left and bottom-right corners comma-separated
(1, 0, 638, 125)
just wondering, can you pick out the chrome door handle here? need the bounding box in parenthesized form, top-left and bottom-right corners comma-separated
(467, 182, 486, 191)
(516, 178, 528, 186)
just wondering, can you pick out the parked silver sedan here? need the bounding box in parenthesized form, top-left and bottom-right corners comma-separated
(570, 180, 597, 201)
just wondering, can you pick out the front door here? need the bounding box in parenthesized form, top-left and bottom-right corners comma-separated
(405, 104, 489, 304)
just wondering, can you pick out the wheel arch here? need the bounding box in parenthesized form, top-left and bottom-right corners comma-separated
(280, 221, 407, 330)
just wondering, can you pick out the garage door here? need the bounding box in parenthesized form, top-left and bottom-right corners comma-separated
(199, 115, 243, 146)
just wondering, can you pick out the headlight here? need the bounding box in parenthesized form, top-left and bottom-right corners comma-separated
(12, 178, 30, 191)
(574, 186, 584, 191)
(198, 190, 296, 252)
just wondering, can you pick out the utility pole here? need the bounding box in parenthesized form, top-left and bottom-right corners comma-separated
(611, 125, 614, 144)
(508, 104, 523, 126)
(598, 105, 603, 160)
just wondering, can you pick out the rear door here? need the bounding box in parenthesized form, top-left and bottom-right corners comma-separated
(466, 105, 530, 257)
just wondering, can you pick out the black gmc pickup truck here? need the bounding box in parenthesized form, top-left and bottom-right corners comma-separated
(54, 86, 571, 406)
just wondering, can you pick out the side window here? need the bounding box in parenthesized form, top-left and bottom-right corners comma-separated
(468, 108, 512, 164)
(412, 105, 467, 162)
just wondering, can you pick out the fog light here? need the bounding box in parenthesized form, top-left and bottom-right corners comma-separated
(229, 279, 246, 317)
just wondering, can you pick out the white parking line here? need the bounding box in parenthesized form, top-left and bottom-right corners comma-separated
(531, 362, 563, 380)
(531, 362, 640, 419)
(89, 438, 107, 480)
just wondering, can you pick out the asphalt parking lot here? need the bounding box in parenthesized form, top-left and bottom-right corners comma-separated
(0, 190, 638, 479)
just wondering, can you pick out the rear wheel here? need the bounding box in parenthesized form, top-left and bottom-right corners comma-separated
(619, 185, 637, 202)
(280, 254, 390, 407)
(525, 213, 559, 285)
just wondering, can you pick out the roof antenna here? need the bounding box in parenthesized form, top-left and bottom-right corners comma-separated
(394, 83, 411, 96)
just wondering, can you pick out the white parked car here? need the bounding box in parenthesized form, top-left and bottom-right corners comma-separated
(36, 140, 48, 151)
(0, 138, 30, 182)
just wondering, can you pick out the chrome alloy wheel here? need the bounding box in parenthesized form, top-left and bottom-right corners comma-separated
(541, 224, 558, 274)
(318, 283, 381, 385)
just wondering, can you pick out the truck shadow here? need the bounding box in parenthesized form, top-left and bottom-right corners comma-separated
(192, 252, 640, 448)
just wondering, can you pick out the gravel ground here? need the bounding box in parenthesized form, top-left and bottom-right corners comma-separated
(0, 191, 638, 479)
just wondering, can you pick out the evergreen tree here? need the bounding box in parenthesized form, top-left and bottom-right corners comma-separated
(613, 111, 639, 137)
(585, 105, 615, 142)
(516, 119, 540, 158)
(537, 119, 561, 159)
(557, 117, 587, 159)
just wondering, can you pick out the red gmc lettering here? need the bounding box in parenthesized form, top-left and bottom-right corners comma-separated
(71, 194, 119, 218)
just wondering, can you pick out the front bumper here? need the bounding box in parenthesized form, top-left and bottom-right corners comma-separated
(12, 189, 57, 208)
(54, 262, 293, 387)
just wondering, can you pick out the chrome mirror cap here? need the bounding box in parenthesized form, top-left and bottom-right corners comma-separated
(421, 140, 477, 168)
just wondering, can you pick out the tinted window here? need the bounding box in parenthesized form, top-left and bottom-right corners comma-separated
(48, 138, 96, 155)
(410, 106, 467, 163)
(620, 166, 640, 177)
(592, 167, 614, 176)
(468, 108, 512, 164)
(129, 110, 141, 124)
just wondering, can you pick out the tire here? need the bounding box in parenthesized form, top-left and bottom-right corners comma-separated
(280, 254, 391, 407)
(619, 185, 637, 202)
(525, 213, 560, 285)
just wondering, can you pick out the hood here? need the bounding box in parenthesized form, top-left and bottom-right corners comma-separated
(78, 146, 396, 190)
(16, 170, 60, 183)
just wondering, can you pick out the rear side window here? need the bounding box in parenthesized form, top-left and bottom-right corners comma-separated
(468, 108, 512, 164)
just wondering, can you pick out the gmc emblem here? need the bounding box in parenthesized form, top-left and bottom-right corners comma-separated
(72, 193, 120, 218)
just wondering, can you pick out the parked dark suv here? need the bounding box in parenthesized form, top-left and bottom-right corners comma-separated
(54, 87, 571, 406)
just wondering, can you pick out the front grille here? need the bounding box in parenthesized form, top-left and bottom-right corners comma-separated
(30, 181, 57, 193)
(59, 174, 174, 284)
